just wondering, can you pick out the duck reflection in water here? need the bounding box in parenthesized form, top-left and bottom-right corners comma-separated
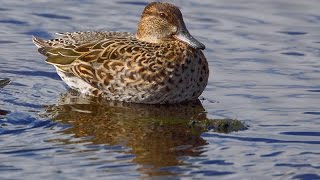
(44, 90, 246, 176)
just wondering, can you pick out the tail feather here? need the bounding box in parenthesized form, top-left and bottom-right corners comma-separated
(32, 36, 52, 55)
(32, 36, 49, 48)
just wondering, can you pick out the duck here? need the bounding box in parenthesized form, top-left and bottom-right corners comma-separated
(32, 2, 209, 104)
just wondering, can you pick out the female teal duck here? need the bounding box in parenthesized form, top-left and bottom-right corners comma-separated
(32, 2, 209, 104)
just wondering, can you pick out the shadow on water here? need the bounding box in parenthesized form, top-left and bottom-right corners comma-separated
(42, 90, 247, 176)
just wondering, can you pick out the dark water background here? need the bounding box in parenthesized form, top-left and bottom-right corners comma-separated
(0, 0, 320, 179)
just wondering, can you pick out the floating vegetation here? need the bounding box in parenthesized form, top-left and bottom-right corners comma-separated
(0, 78, 10, 88)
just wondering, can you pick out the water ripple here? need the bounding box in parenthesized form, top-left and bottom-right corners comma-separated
(1, 70, 60, 80)
(32, 13, 72, 20)
(117, 1, 148, 6)
(292, 174, 320, 180)
(304, 112, 320, 115)
(280, 132, 320, 136)
(202, 133, 320, 145)
(23, 30, 52, 39)
(260, 151, 283, 157)
(277, 31, 308, 35)
(191, 170, 235, 176)
(0, 40, 16, 44)
(0, 20, 27, 25)
(0, 8, 10, 11)
(200, 160, 234, 165)
(1, 147, 54, 155)
(275, 163, 320, 169)
(0, 165, 22, 171)
(281, 52, 305, 56)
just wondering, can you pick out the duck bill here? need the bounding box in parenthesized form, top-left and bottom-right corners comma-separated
(173, 29, 205, 50)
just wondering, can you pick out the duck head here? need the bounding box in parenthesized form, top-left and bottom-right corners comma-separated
(136, 2, 205, 50)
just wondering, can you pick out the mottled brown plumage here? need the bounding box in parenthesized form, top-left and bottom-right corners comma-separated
(32, 2, 209, 104)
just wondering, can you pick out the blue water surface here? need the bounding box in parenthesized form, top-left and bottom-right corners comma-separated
(0, 0, 320, 179)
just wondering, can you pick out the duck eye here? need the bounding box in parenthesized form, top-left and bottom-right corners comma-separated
(159, 12, 166, 18)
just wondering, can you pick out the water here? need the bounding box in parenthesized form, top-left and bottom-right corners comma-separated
(1, 0, 320, 179)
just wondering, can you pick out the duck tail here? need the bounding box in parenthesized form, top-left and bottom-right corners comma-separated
(32, 36, 52, 55)
(32, 36, 49, 48)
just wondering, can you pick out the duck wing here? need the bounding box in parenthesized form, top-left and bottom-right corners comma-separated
(32, 31, 176, 91)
